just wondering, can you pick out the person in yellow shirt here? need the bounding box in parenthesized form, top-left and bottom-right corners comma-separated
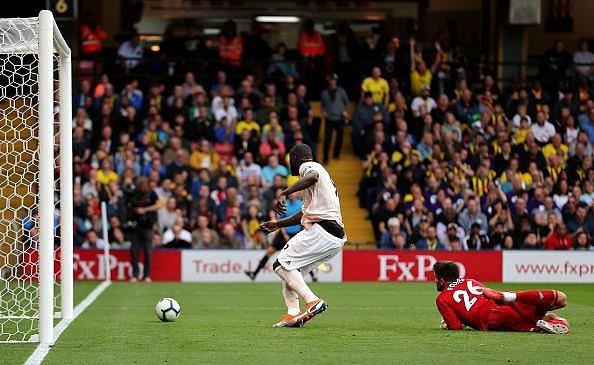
(361, 66, 389, 107)
(189, 139, 220, 172)
(234, 108, 261, 137)
(409, 37, 442, 97)
(97, 158, 118, 187)
(512, 116, 531, 145)
(542, 133, 569, 160)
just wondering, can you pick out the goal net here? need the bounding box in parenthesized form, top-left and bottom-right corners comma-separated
(0, 11, 72, 344)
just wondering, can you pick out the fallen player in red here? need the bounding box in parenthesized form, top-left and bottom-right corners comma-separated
(433, 261, 569, 334)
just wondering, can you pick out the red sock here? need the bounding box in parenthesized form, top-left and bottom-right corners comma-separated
(514, 290, 557, 307)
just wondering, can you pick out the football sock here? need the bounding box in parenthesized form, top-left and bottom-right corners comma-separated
(253, 255, 269, 276)
(513, 290, 557, 306)
(281, 280, 300, 316)
(501, 292, 517, 303)
(274, 266, 319, 303)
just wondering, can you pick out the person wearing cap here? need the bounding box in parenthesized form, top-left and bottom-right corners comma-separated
(441, 222, 465, 250)
(321, 74, 350, 164)
(361, 66, 390, 107)
(411, 85, 437, 118)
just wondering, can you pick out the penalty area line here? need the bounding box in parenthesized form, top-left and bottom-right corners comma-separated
(24, 281, 112, 365)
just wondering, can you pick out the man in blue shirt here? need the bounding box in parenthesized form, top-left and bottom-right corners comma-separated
(578, 108, 594, 144)
(261, 155, 289, 188)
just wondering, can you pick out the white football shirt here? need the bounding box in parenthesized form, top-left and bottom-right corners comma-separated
(298, 161, 344, 227)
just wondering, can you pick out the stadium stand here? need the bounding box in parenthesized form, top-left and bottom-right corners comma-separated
(72, 20, 594, 254)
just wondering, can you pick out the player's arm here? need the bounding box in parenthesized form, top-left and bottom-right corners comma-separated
(436, 298, 464, 331)
(260, 212, 303, 234)
(275, 170, 319, 215)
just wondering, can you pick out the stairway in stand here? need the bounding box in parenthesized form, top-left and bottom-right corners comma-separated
(321, 125, 376, 248)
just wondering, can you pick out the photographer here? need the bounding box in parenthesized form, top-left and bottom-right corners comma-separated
(122, 177, 161, 282)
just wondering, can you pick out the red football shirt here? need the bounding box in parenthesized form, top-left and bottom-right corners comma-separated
(436, 278, 494, 331)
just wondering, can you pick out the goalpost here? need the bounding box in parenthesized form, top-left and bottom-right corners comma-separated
(0, 10, 72, 344)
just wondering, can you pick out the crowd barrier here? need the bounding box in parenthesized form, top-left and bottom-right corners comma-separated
(28, 249, 594, 283)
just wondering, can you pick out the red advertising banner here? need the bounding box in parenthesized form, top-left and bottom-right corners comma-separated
(23, 249, 182, 281)
(343, 251, 502, 282)
(73, 249, 181, 281)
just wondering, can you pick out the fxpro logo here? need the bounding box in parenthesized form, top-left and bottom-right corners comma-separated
(73, 253, 138, 280)
(377, 255, 466, 281)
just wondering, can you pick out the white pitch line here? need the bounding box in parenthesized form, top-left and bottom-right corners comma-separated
(24, 281, 111, 365)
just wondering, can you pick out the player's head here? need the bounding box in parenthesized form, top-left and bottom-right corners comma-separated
(289, 143, 313, 176)
(433, 261, 460, 292)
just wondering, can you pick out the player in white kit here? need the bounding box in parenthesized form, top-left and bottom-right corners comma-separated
(260, 143, 347, 328)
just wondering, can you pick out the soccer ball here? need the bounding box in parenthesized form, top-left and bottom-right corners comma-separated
(155, 298, 181, 322)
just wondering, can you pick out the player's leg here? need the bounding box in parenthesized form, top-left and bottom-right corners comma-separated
(141, 228, 153, 282)
(129, 231, 141, 281)
(274, 260, 320, 303)
(272, 265, 303, 327)
(245, 232, 283, 280)
(483, 288, 566, 310)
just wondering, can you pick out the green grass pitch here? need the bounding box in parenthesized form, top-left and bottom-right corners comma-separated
(3, 281, 594, 364)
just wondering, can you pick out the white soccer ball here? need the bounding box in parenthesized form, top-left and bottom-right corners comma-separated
(155, 298, 181, 322)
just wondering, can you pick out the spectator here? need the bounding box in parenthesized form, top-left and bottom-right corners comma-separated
(380, 217, 407, 249)
(162, 218, 192, 249)
(545, 223, 572, 250)
(531, 111, 557, 145)
(267, 42, 297, 78)
(352, 92, 389, 159)
(567, 203, 594, 237)
(81, 230, 105, 249)
(219, 222, 243, 249)
(241, 203, 263, 248)
(454, 88, 480, 125)
(411, 86, 437, 118)
(574, 38, 594, 81)
(463, 222, 490, 250)
(261, 155, 288, 188)
(157, 197, 180, 233)
(409, 37, 442, 97)
(521, 232, 542, 250)
(191, 215, 220, 249)
(118, 31, 143, 73)
(440, 222, 465, 249)
(540, 39, 571, 95)
(189, 140, 220, 172)
(321, 74, 350, 164)
(236, 152, 262, 187)
(361, 66, 390, 107)
(574, 231, 592, 250)
(458, 197, 488, 234)
(235, 108, 260, 137)
(415, 226, 446, 250)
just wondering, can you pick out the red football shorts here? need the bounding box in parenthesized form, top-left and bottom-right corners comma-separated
(487, 302, 548, 332)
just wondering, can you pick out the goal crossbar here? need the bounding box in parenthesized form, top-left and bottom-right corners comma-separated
(0, 15, 70, 57)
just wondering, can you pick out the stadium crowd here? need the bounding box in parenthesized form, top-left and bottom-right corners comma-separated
(71, 19, 594, 268)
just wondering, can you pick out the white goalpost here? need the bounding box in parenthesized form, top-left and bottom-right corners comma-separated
(0, 10, 72, 344)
